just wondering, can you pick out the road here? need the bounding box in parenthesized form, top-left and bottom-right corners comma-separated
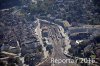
(35, 19, 48, 58)
(49, 25, 76, 66)
(36, 19, 78, 66)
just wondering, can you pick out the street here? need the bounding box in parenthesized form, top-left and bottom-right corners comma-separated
(38, 21, 78, 66)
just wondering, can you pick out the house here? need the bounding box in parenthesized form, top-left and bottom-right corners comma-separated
(69, 33, 91, 40)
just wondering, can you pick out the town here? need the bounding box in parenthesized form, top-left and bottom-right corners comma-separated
(0, 0, 100, 66)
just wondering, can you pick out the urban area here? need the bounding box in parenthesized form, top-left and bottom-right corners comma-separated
(0, 0, 100, 66)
